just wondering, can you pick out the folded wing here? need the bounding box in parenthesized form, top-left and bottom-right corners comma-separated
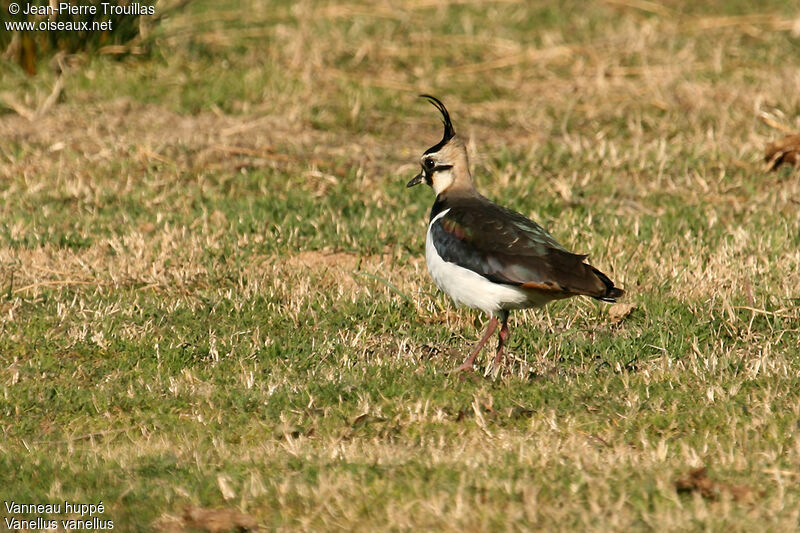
(431, 199, 623, 301)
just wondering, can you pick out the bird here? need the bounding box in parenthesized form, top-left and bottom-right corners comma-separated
(407, 95, 624, 373)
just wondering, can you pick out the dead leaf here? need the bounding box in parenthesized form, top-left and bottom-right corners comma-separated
(217, 474, 236, 501)
(765, 133, 800, 171)
(182, 506, 259, 532)
(608, 302, 637, 323)
(153, 514, 185, 533)
(674, 466, 753, 503)
(351, 413, 370, 427)
(351, 413, 387, 428)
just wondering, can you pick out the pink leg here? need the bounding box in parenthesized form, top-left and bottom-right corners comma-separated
(493, 312, 510, 366)
(448, 316, 499, 374)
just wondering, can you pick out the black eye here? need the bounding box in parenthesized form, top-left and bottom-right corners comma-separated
(424, 157, 435, 169)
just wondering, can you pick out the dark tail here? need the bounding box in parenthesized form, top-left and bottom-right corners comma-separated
(591, 266, 624, 303)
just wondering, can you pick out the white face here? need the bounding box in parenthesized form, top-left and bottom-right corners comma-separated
(420, 154, 454, 195)
(430, 167, 454, 195)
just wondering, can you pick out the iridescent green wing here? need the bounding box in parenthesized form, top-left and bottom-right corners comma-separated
(431, 198, 613, 298)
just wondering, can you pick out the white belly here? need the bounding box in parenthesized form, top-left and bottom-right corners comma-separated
(425, 209, 536, 316)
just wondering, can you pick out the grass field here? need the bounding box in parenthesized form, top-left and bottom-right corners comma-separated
(2, 0, 800, 531)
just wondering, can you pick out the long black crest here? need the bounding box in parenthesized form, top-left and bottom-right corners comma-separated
(420, 94, 455, 151)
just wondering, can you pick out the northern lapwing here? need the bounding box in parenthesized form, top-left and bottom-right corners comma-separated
(407, 95, 624, 373)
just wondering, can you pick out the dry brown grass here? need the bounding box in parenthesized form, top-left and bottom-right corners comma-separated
(2, 0, 800, 531)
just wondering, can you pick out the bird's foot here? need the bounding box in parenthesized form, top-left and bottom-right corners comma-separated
(445, 362, 475, 375)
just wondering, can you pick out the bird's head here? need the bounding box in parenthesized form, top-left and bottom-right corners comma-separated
(407, 95, 472, 195)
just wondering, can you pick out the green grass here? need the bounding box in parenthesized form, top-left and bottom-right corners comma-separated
(2, 0, 800, 531)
